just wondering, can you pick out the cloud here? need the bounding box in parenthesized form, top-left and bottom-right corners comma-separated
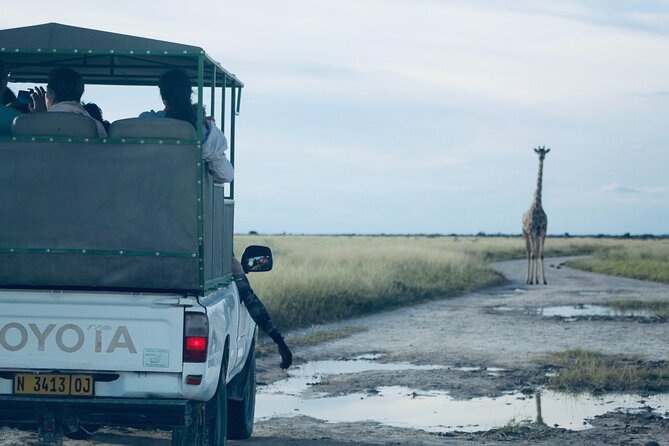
(300, 145, 467, 172)
(476, 0, 669, 35)
(602, 183, 641, 194)
(637, 90, 669, 98)
(601, 183, 669, 196)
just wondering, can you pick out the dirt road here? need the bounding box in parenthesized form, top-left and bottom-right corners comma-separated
(3, 257, 669, 445)
(245, 256, 669, 445)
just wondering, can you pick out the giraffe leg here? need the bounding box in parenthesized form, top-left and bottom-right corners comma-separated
(523, 234, 532, 284)
(539, 235, 548, 285)
(528, 237, 537, 285)
(533, 236, 543, 285)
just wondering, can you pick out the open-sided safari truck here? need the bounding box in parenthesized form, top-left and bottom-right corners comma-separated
(0, 23, 266, 445)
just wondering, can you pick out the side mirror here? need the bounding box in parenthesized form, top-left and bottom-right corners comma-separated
(241, 245, 273, 273)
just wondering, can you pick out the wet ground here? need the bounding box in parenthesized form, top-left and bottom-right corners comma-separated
(255, 355, 669, 432)
(2, 256, 669, 445)
(248, 256, 669, 445)
(492, 300, 661, 319)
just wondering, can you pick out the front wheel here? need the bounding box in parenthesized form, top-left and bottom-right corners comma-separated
(227, 340, 256, 439)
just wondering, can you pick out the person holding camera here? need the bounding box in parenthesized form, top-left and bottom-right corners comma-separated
(0, 60, 20, 135)
(28, 67, 107, 137)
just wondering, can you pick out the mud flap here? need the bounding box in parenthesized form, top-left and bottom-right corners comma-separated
(172, 401, 207, 446)
(37, 410, 63, 446)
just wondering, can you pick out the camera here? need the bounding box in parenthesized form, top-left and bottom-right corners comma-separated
(17, 90, 32, 105)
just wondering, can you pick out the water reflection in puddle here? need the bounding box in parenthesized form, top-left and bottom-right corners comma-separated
(537, 304, 653, 318)
(256, 357, 669, 432)
(261, 355, 444, 396)
(492, 288, 527, 297)
(493, 304, 654, 319)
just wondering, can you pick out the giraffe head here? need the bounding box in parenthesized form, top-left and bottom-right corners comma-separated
(534, 146, 550, 160)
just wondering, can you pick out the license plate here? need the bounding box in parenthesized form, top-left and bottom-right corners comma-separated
(13, 374, 94, 396)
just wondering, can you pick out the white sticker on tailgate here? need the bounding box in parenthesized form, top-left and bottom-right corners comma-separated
(143, 348, 170, 368)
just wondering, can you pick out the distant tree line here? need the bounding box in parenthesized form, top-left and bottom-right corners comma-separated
(241, 231, 668, 239)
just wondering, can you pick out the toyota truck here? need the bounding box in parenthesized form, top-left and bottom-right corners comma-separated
(0, 22, 263, 446)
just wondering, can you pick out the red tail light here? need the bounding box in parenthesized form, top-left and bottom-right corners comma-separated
(184, 313, 209, 363)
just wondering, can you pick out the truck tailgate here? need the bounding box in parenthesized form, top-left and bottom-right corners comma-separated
(0, 290, 184, 373)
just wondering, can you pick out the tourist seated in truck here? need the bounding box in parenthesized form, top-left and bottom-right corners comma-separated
(82, 102, 111, 134)
(140, 68, 292, 369)
(139, 70, 232, 184)
(28, 67, 107, 137)
(0, 60, 20, 135)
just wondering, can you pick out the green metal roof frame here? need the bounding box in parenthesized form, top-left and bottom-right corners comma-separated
(0, 22, 242, 180)
(0, 22, 243, 88)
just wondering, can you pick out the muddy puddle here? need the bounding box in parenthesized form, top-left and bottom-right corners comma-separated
(256, 356, 669, 433)
(538, 304, 653, 318)
(493, 304, 656, 319)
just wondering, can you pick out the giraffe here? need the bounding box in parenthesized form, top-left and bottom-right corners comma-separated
(522, 146, 550, 285)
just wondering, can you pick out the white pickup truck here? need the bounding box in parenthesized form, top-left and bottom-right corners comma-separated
(0, 23, 263, 446)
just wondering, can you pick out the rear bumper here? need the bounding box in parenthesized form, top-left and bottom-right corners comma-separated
(0, 395, 196, 428)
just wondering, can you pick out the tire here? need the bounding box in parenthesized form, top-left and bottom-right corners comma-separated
(171, 346, 229, 446)
(171, 403, 206, 446)
(209, 349, 229, 446)
(227, 340, 256, 440)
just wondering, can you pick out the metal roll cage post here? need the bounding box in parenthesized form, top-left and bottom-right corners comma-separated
(195, 56, 240, 200)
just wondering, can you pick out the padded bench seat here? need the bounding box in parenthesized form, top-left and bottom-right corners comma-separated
(11, 112, 98, 138)
(109, 117, 196, 139)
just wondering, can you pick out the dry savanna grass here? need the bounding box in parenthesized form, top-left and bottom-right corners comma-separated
(607, 299, 669, 318)
(567, 239, 669, 283)
(235, 236, 507, 329)
(546, 349, 669, 393)
(233, 235, 668, 330)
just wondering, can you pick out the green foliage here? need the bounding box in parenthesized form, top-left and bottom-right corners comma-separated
(607, 300, 669, 318)
(568, 240, 669, 283)
(233, 235, 614, 330)
(546, 349, 669, 393)
(232, 236, 668, 330)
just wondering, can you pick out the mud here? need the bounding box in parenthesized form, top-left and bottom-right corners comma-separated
(249, 256, 669, 445)
(3, 256, 669, 445)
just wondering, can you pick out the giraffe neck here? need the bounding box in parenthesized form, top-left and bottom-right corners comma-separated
(533, 158, 544, 207)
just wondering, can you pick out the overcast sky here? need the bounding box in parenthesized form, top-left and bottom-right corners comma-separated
(2, 1, 668, 235)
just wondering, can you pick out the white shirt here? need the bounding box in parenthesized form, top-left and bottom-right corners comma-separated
(49, 101, 108, 138)
(202, 122, 234, 183)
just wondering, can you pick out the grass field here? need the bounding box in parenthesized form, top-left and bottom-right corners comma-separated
(233, 235, 669, 330)
(546, 349, 669, 393)
(607, 299, 669, 318)
(567, 239, 669, 283)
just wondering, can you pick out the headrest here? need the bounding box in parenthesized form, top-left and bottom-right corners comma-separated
(109, 117, 197, 140)
(11, 112, 98, 138)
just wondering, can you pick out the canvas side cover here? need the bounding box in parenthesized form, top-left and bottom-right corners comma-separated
(0, 140, 201, 292)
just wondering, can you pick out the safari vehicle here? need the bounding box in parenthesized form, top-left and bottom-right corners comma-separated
(0, 23, 266, 445)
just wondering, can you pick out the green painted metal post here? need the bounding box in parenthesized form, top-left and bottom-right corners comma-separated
(197, 54, 206, 293)
(210, 66, 216, 118)
(229, 80, 236, 200)
(221, 74, 227, 136)
(196, 55, 205, 141)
